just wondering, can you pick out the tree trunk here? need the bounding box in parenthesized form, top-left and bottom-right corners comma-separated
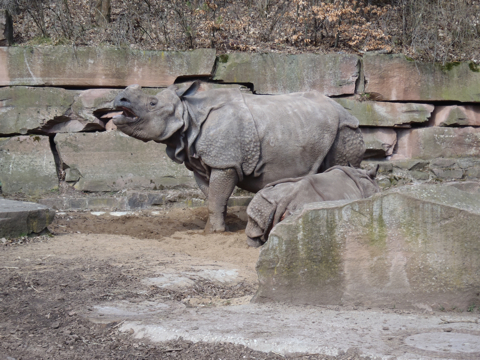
(95, 0, 111, 26)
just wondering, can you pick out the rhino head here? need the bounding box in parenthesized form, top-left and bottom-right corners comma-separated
(109, 82, 199, 143)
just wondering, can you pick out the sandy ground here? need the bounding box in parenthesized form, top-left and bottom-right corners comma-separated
(1, 207, 480, 360)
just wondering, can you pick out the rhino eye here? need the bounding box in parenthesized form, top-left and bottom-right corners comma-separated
(149, 99, 158, 107)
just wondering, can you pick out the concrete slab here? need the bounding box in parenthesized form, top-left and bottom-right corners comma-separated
(87, 287, 480, 360)
(0, 198, 55, 238)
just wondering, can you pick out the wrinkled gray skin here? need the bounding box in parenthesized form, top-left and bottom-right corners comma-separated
(111, 81, 365, 233)
(246, 165, 380, 247)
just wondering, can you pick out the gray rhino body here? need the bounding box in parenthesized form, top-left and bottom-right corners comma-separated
(110, 81, 365, 232)
(246, 166, 380, 247)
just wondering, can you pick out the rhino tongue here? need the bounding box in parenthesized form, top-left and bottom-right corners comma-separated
(101, 111, 123, 119)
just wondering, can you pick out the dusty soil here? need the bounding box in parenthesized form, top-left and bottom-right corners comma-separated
(0, 207, 369, 360)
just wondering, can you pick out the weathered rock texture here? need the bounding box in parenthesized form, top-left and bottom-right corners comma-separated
(334, 98, 434, 127)
(54, 131, 195, 192)
(362, 157, 480, 189)
(0, 47, 215, 87)
(213, 52, 359, 95)
(0, 199, 55, 238)
(254, 184, 480, 310)
(361, 128, 397, 158)
(0, 135, 58, 195)
(364, 54, 480, 102)
(0, 86, 78, 135)
(393, 127, 480, 160)
(429, 105, 480, 127)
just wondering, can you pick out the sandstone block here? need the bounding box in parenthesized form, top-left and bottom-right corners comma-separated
(0, 135, 58, 195)
(0, 199, 55, 238)
(361, 128, 397, 158)
(0, 47, 216, 87)
(392, 127, 480, 160)
(429, 105, 480, 127)
(335, 98, 434, 127)
(54, 131, 195, 192)
(364, 54, 480, 102)
(255, 184, 480, 310)
(213, 52, 359, 95)
(0, 86, 78, 135)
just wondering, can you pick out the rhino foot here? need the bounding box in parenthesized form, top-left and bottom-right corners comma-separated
(204, 219, 229, 234)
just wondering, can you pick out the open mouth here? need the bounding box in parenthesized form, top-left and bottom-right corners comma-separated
(101, 107, 138, 125)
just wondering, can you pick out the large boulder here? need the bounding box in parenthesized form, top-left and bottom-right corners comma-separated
(364, 54, 480, 102)
(334, 98, 434, 127)
(213, 52, 359, 95)
(0, 47, 215, 87)
(392, 127, 480, 160)
(0, 135, 58, 195)
(254, 184, 480, 310)
(54, 131, 195, 192)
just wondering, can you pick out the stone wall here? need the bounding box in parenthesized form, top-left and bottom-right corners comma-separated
(1, 46, 479, 201)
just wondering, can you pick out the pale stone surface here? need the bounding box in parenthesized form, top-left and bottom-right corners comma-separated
(0, 86, 77, 135)
(213, 52, 359, 95)
(429, 105, 480, 127)
(334, 98, 434, 127)
(0, 199, 55, 238)
(364, 54, 480, 101)
(392, 127, 480, 160)
(255, 184, 480, 309)
(55, 131, 195, 192)
(0, 135, 58, 195)
(361, 128, 397, 158)
(71, 88, 121, 125)
(0, 47, 216, 87)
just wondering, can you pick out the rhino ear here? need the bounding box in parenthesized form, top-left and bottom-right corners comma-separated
(367, 164, 379, 179)
(176, 81, 201, 98)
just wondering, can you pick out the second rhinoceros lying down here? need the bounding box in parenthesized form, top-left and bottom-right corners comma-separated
(245, 166, 380, 247)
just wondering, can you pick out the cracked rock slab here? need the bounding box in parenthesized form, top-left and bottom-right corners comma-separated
(54, 131, 195, 192)
(214, 52, 359, 95)
(0, 47, 216, 87)
(335, 98, 434, 127)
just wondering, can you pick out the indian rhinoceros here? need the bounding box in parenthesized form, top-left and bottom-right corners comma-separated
(245, 165, 380, 247)
(107, 81, 365, 233)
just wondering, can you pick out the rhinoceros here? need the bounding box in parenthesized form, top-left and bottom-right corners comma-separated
(245, 165, 380, 247)
(107, 81, 365, 233)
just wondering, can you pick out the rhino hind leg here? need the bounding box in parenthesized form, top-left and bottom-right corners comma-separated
(320, 127, 365, 172)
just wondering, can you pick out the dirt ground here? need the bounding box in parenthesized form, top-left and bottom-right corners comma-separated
(0, 207, 370, 360)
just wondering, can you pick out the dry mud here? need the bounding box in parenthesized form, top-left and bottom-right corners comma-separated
(1, 207, 480, 360)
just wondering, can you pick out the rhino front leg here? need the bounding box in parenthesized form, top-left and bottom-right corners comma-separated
(205, 168, 238, 233)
